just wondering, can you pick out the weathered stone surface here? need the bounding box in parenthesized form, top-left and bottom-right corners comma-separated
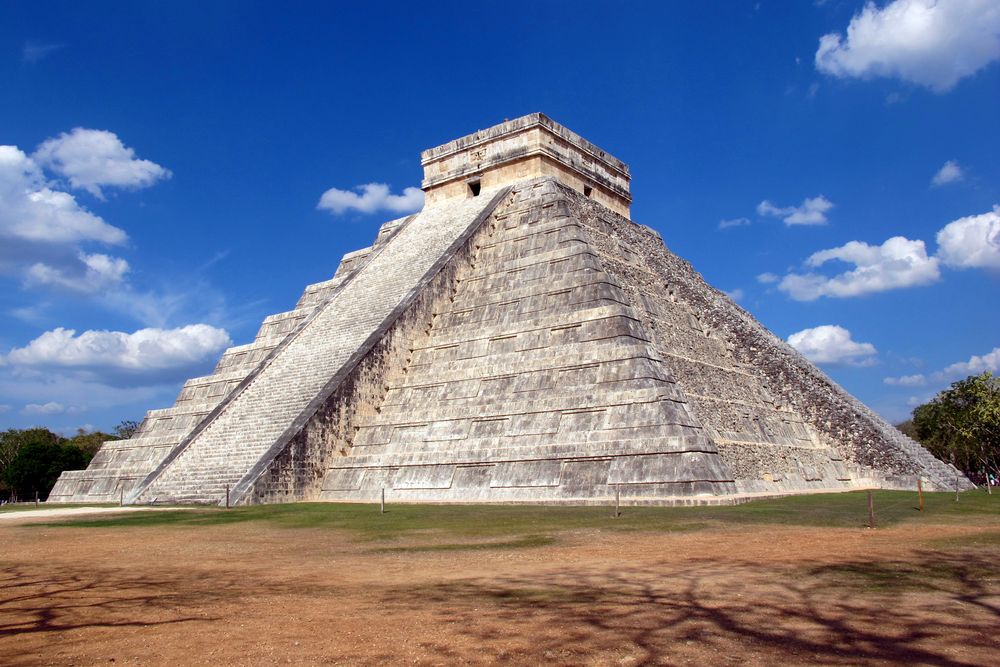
(50, 113, 971, 506)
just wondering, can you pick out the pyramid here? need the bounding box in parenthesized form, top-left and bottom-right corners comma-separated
(50, 114, 972, 506)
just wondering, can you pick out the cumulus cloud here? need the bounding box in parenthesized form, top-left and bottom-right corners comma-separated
(317, 183, 424, 215)
(787, 325, 878, 366)
(931, 160, 964, 186)
(815, 0, 1000, 92)
(718, 217, 750, 230)
(885, 346, 1000, 387)
(756, 272, 780, 284)
(33, 128, 171, 199)
(778, 236, 940, 300)
(936, 346, 1000, 380)
(935, 205, 1000, 269)
(0, 145, 126, 246)
(757, 195, 834, 225)
(22, 401, 66, 416)
(4, 324, 232, 387)
(0, 131, 186, 325)
(884, 373, 928, 386)
(25, 252, 130, 293)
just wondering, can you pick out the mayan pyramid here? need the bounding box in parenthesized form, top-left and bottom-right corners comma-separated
(50, 113, 972, 506)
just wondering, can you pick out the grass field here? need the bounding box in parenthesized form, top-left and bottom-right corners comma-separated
(31, 489, 999, 538)
(2, 490, 998, 665)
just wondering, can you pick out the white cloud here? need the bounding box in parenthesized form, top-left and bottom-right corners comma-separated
(0, 132, 195, 327)
(778, 236, 940, 300)
(0, 404, 9, 414)
(25, 252, 130, 293)
(885, 346, 1000, 389)
(815, 0, 1000, 92)
(931, 160, 964, 186)
(33, 128, 171, 199)
(317, 183, 424, 215)
(884, 373, 927, 386)
(4, 324, 231, 387)
(0, 145, 126, 245)
(718, 217, 750, 230)
(935, 346, 1000, 381)
(935, 205, 1000, 269)
(22, 401, 66, 416)
(723, 288, 745, 301)
(756, 272, 780, 284)
(757, 195, 834, 225)
(788, 325, 878, 366)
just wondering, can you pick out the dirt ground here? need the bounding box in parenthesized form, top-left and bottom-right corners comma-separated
(1, 513, 998, 666)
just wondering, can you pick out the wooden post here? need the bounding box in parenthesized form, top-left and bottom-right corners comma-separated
(614, 485, 621, 518)
(35, 491, 39, 508)
(120, 487, 124, 507)
(380, 488, 385, 514)
(867, 490, 876, 529)
(917, 478, 924, 512)
(225, 484, 230, 509)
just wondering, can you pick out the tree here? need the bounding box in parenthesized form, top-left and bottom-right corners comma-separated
(67, 428, 114, 459)
(2, 430, 89, 501)
(113, 419, 141, 440)
(0, 428, 64, 499)
(911, 372, 1000, 490)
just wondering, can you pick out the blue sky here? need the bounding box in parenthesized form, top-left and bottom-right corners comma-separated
(1, 0, 998, 433)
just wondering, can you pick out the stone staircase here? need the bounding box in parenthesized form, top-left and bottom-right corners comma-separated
(129, 188, 511, 505)
(49, 216, 413, 503)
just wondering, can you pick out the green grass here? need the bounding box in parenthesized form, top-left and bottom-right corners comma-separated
(30, 490, 1000, 541)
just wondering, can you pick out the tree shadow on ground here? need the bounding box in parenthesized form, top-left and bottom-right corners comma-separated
(382, 550, 999, 665)
(0, 563, 231, 639)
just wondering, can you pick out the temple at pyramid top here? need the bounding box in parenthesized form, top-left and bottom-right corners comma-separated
(421, 113, 632, 217)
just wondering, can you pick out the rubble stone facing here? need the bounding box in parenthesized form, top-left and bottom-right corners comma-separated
(566, 192, 971, 492)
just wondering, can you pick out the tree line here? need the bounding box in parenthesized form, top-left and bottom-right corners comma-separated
(0, 420, 138, 502)
(896, 371, 999, 489)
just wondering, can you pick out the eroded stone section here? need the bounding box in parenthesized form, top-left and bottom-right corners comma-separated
(565, 187, 970, 492)
(319, 179, 736, 503)
(247, 198, 513, 503)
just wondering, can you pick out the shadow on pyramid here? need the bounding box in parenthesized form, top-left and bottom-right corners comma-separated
(50, 114, 973, 506)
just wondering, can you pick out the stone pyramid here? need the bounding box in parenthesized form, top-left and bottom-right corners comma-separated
(50, 114, 972, 506)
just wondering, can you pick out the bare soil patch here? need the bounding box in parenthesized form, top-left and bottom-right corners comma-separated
(1, 508, 998, 665)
